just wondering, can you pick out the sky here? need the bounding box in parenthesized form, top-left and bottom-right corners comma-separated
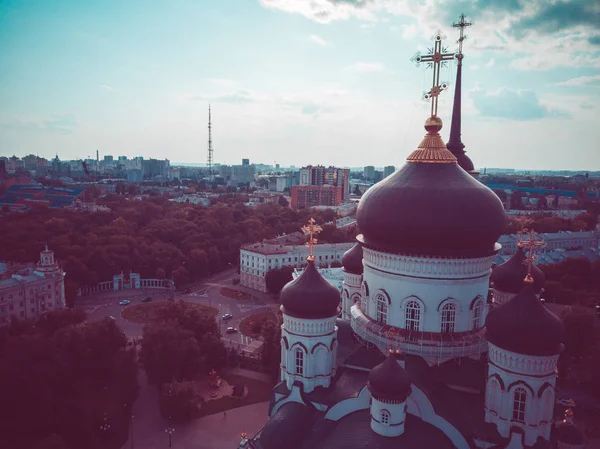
(0, 0, 599, 170)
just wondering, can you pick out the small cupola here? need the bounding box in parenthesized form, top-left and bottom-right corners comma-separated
(368, 350, 411, 437)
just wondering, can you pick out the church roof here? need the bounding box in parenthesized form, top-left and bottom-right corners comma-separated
(486, 283, 564, 356)
(491, 247, 546, 294)
(367, 351, 412, 401)
(356, 118, 506, 258)
(553, 420, 585, 445)
(280, 259, 340, 319)
(261, 405, 455, 449)
(342, 242, 363, 275)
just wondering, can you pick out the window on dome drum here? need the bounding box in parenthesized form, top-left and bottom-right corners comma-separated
(376, 294, 388, 324)
(441, 303, 456, 333)
(512, 388, 527, 423)
(295, 348, 304, 376)
(380, 410, 390, 425)
(472, 300, 483, 330)
(405, 301, 421, 331)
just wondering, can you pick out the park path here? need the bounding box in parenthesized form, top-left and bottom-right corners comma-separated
(122, 371, 269, 449)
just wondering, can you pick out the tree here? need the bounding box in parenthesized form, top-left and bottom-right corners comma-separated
(261, 320, 282, 383)
(353, 184, 361, 196)
(278, 196, 289, 207)
(265, 266, 294, 295)
(159, 381, 199, 423)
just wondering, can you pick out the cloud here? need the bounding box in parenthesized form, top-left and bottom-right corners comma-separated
(555, 75, 600, 87)
(470, 88, 568, 121)
(191, 90, 261, 104)
(308, 34, 329, 46)
(259, 0, 377, 24)
(302, 104, 320, 115)
(259, 0, 600, 70)
(344, 62, 384, 72)
(99, 85, 115, 91)
(0, 113, 79, 134)
(486, 58, 495, 68)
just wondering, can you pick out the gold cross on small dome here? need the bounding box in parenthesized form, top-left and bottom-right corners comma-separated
(301, 217, 322, 262)
(522, 229, 545, 283)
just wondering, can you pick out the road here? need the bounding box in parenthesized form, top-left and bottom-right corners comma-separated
(77, 268, 277, 347)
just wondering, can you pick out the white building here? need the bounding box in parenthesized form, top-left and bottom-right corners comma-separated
(239, 30, 583, 449)
(292, 267, 344, 292)
(0, 246, 66, 326)
(239, 110, 579, 449)
(240, 242, 353, 292)
(497, 231, 598, 256)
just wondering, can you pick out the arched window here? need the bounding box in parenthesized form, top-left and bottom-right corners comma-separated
(405, 300, 421, 331)
(295, 348, 304, 376)
(441, 303, 456, 333)
(472, 300, 483, 330)
(376, 293, 388, 324)
(512, 388, 527, 423)
(380, 410, 390, 425)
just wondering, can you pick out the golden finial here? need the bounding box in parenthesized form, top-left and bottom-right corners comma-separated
(241, 432, 248, 439)
(301, 218, 322, 262)
(406, 117, 457, 164)
(522, 229, 545, 284)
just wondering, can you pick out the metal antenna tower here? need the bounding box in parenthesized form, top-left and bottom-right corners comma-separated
(207, 104, 214, 182)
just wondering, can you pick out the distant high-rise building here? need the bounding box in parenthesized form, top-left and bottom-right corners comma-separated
(383, 165, 395, 178)
(292, 165, 349, 209)
(242, 158, 250, 166)
(364, 165, 375, 181)
(103, 155, 113, 163)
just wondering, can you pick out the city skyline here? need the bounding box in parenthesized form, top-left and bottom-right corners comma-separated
(1, 0, 599, 170)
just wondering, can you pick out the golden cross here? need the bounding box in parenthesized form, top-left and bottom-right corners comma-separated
(413, 31, 457, 117)
(517, 227, 529, 248)
(301, 217, 322, 262)
(522, 229, 545, 283)
(453, 13, 472, 66)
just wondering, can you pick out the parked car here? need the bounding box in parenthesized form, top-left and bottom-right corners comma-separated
(119, 300, 131, 306)
(226, 327, 238, 334)
(107, 315, 116, 320)
(142, 296, 152, 303)
(556, 398, 576, 407)
(222, 313, 233, 321)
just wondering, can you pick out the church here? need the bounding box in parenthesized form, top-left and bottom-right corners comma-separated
(237, 16, 586, 449)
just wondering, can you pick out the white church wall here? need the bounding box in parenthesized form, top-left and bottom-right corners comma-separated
(485, 343, 559, 446)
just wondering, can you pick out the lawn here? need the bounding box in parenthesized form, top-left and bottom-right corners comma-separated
(239, 311, 279, 337)
(121, 301, 218, 324)
(198, 374, 273, 416)
(219, 287, 254, 301)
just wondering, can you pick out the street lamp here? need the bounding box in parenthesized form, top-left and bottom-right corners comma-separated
(165, 417, 175, 448)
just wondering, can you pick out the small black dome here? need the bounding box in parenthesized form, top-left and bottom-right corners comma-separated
(280, 260, 340, 319)
(486, 283, 564, 356)
(554, 420, 585, 445)
(491, 247, 546, 294)
(368, 351, 411, 401)
(342, 242, 363, 275)
(356, 120, 505, 258)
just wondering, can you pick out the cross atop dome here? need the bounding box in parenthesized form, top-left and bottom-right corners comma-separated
(412, 31, 456, 118)
(301, 218, 322, 262)
(521, 229, 545, 283)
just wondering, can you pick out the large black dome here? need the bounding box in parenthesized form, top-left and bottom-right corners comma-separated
(280, 260, 340, 319)
(486, 283, 564, 356)
(491, 247, 546, 294)
(342, 242, 363, 275)
(356, 117, 506, 258)
(368, 351, 411, 401)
